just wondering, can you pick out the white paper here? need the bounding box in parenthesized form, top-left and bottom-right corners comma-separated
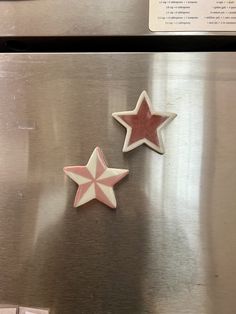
(0, 309, 17, 314)
(149, 0, 236, 31)
(19, 308, 49, 314)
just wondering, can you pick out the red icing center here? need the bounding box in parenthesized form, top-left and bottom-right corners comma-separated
(120, 100, 168, 146)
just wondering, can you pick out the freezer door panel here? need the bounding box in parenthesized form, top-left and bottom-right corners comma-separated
(0, 0, 147, 36)
(0, 53, 235, 314)
(0, 0, 235, 36)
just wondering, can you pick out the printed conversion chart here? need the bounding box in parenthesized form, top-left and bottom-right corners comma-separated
(149, 0, 236, 31)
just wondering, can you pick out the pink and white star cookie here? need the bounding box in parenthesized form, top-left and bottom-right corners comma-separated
(112, 91, 177, 154)
(64, 147, 129, 208)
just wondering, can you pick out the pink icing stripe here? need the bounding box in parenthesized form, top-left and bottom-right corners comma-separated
(95, 153, 107, 179)
(74, 182, 92, 206)
(64, 166, 93, 180)
(97, 171, 128, 186)
(119, 99, 168, 146)
(96, 147, 107, 164)
(95, 183, 115, 208)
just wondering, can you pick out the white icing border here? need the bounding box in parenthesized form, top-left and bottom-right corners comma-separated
(112, 91, 177, 154)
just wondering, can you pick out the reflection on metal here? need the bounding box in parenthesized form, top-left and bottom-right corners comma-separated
(0, 53, 236, 314)
(149, 53, 207, 313)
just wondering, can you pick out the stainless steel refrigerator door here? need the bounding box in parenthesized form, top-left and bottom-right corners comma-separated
(0, 53, 236, 314)
(0, 0, 235, 36)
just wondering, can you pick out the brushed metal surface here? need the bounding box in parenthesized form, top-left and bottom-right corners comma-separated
(0, 0, 235, 36)
(0, 53, 236, 314)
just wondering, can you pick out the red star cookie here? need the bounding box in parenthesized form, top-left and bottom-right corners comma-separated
(112, 91, 176, 154)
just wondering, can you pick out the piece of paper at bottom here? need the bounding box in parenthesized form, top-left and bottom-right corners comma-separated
(19, 308, 49, 314)
(0, 310, 17, 314)
(0, 306, 17, 314)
